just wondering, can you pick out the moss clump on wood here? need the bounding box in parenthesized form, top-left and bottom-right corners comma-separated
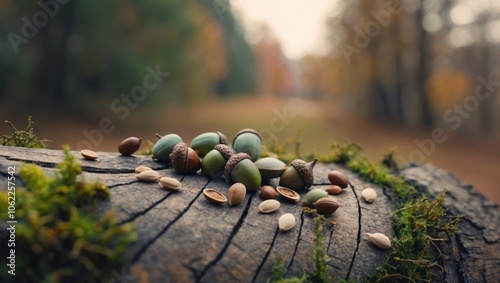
(266, 138, 462, 282)
(267, 217, 332, 283)
(1, 116, 50, 148)
(0, 146, 136, 282)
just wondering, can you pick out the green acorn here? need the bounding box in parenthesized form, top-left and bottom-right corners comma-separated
(152, 133, 183, 162)
(302, 189, 328, 207)
(224, 153, 262, 190)
(279, 158, 317, 191)
(254, 157, 287, 179)
(232, 129, 262, 162)
(201, 144, 233, 179)
(190, 131, 228, 157)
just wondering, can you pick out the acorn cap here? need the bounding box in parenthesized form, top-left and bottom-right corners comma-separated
(290, 158, 317, 188)
(224, 152, 251, 181)
(170, 143, 188, 172)
(232, 128, 262, 144)
(214, 144, 233, 161)
(217, 131, 228, 145)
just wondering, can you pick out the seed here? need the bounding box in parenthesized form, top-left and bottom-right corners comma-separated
(278, 213, 296, 231)
(260, 185, 278, 200)
(325, 185, 343, 195)
(81, 149, 98, 160)
(228, 183, 246, 206)
(276, 186, 300, 202)
(366, 233, 391, 249)
(361, 187, 377, 203)
(159, 177, 182, 191)
(313, 197, 339, 214)
(303, 189, 328, 207)
(327, 170, 349, 188)
(203, 189, 227, 205)
(258, 199, 280, 214)
(135, 170, 160, 183)
(135, 166, 153, 174)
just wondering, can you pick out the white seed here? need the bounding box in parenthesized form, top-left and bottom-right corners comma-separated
(258, 199, 280, 214)
(159, 177, 182, 191)
(366, 233, 391, 249)
(228, 183, 246, 206)
(135, 166, 153, 174)
(135, 170, 160, 183)
(361, 187, 377, 203)
(278, 213, 296, 231)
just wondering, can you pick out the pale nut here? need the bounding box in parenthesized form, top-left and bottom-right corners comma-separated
(258, 199, 280, 214)
(203, 189, 227, 205)
(81, 149, 98, 160)
(361, 187, 377, 203)
(278, 213, 296, 232)
(135, 166, 153, 174)
(228, 182, 246, 206)
(159, 177, 182, 191)
(135, 170, 160, 183)
(276, 186, 300, 202)
(366, 233, 391, 250)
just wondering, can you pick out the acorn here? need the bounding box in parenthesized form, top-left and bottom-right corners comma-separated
(118, 136, 142, 155)
(201, 144, 233, 179)
(313, 197, 339, 214)
(302, 188, 328, 207)
(254, 157, 287, 179)
(224, 153, 262, 190)
(279, 158, 317, 191)
(260, 185, 278, 200)
(152, 133, 183, 162)
(169, 142, 201, 174)
(232, 129, 262, 162)
(190, 131, 228, 157)
(327, 170, 349, 188)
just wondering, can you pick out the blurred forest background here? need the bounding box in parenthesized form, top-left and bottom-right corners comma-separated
(0, 0, 499, 202)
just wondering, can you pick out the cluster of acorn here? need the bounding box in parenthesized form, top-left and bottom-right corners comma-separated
(114, 129, 343, 214)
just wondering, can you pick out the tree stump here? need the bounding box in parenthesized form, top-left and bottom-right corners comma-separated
(0, 146, 499, 282)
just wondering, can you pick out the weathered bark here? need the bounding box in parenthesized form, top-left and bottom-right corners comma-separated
(0, 146, 498, 282)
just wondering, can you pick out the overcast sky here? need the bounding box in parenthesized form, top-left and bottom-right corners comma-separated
(232, 0, 339, 60)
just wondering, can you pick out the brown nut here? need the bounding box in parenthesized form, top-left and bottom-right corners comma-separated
(118, 137, 142, 155)
(327, 170, 349, 188)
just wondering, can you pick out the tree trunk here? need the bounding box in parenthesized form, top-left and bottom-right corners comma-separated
(0, 146, 499, 282)
(416, 2, 434, 128)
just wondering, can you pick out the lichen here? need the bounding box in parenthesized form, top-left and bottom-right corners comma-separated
(0, 146, 136, 282)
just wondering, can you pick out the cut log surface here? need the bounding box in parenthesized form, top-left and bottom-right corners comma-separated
(0, 146, 499, 282)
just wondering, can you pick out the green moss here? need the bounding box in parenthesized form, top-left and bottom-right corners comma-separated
(1, 116, 50, 148)
(0, 146, 136, 282)
(268, 216, 333, 283)
(266, 138, 462, 282)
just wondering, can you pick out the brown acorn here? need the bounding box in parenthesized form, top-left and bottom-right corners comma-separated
(279, 159, 317, 191)
(169, 142, 201, 174)
(118, 137, 142, 155)
(313, 197, 339, 214)
(260, 185, 278, 200)
(327, 170, 349, 188)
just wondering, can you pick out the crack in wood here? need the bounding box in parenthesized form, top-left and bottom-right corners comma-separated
(285, 210, 305, 276)
(346, 181, 362, 281)
(118, 176, 185, 225)
(196, 191, 256, 282)
(252, 227, 280, 283)
(131, 177, 209, 264)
